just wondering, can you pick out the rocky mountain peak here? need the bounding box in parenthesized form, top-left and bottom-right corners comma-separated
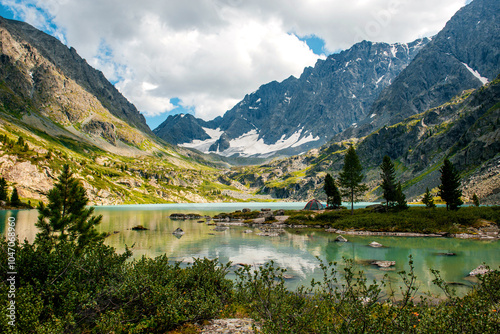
(155, 38, 429, 159)
(337, 0, 500, 140)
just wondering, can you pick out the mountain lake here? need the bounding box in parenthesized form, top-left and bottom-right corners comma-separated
(2, 202, 499, 297)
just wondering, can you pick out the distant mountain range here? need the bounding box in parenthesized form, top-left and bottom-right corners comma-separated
(155, 0, 499, 161)
(154, 38, 430, 158)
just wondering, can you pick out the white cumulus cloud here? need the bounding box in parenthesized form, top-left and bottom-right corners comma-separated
(2, 0, 467, 122)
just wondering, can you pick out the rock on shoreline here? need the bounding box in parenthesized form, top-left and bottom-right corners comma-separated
(199, 318, 259, 333)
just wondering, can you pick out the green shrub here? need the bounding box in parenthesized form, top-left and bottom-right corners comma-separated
(99, 256, 233, 333)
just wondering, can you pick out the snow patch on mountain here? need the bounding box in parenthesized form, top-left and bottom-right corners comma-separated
(180, 127, 223, 152)
(182, 128, 320, 158)
(462, 63, 489, 85)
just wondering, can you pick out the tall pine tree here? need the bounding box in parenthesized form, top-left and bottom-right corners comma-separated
(380, 155, 397, 209)
(10, 187, 20, 207)
(36, 164, 104, 250)
(422, 187, 436, 208)
(395, 182, 408, 211)
(0, 177, 7, 201)
(472, 193, 480, 207)
(324, 173, 342, 208)
(339, 146, 368, 215)
(438, 159, 463, 211)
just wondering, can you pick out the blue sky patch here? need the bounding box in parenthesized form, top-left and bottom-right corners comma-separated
(297, 34, 328, 56)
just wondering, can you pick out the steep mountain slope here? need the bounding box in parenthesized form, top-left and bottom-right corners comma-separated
(227, 77, 500, 204)
(0, 16, 151, 134)
(338, 0, 500, 140)
(0, 16, 258, 205)
(155, 38, 429, 158)
(0, 17, 150, 155)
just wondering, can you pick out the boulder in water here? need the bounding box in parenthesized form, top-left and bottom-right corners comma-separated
(468, 265, 491, 276)
(172, 228, 185, 235)
(371, 260, 396, 268)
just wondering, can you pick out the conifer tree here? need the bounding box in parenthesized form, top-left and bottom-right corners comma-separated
(380, 155, 397, 209)
(472, 193, 480, 207)
(324, 173, 342, 208)
(16, 136, 25, 147)
(339, 146, 368, 215)
(438, 159, 463, 210)
(10, 187, 20, 207)
(36, 164, 104, 250)
(0, 177, 7, 201)
(395, 182, 408, 211)
(422, 187, 436, 208)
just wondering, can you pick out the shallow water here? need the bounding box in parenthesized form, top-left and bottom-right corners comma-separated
(2, 202, 498, 296)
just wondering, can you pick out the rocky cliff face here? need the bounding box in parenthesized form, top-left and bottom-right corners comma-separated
(155, 38, 429, 158)
(0, 16, 151, 134)
(0, 17, 155, 154)
(338, 0, 500, 140)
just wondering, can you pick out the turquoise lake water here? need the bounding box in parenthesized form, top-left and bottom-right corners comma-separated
(1, 202, 499, 297)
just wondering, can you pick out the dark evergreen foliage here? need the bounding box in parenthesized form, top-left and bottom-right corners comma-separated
(0, 177, 7, 201)
(395, 182, 409, 211)
(9, 187, 20, 206)
(339, 146, 368, 214)
(422, 187, 436, 208)
(380, 155, 397, 209)
(16, 135, 24, 147)
(438, 159, 463, 211)
(324, 173, 342, 208)
(35, 164, 105, 250)
(472, 193, 480, 207)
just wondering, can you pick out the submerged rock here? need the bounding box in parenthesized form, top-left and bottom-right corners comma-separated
(212, 226, 229, 232)
(131, 225, 148, 231)
(436, 252, 457, 256)
(335, 235, 348, 242)
(369, 241, 383, 248)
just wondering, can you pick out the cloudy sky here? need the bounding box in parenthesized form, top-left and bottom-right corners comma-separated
(0, 0, 470, 129)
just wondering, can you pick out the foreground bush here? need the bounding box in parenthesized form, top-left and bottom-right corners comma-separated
(234, 257, 500, 333)
(0, 239, 232, 333)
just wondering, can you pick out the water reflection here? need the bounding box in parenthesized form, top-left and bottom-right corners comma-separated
(1, 204, 499, 296)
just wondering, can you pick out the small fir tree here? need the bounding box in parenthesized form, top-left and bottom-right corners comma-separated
(438, 159, 463, 211)
(394, 182, 408, 211)
(324, 173, 342, 208)
(422, 187, 436, 208)
(339, 146, 368, 215)
(16, 136, 25, 147)
(36, 164, 104, 250)
(380, 155, 397, 209)
(0, 177, 7, 201)
(10, 187, 21, 207)
(472, 193, 480, 207)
